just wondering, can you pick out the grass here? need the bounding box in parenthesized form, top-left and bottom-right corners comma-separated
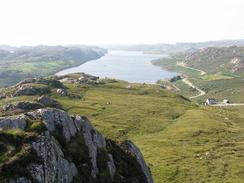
(152, 54, 244, 103)
(201, 72, 234, 81)
(1, 76, 244, 182)
(49, 79, 244, 182)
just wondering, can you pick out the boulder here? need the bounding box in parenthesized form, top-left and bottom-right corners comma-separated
(125, 140, 154, 183)
(75, 116, 106, 177)
(37, 96, 62, 109)
(56, 89, 68, 96)
(14, 84, 50, 96)
(9, 177, 31, 183)
(2, 102, 43, 112)
(0, 115, 26, 129)
(28, 131, 78, 183)
(31, 108, 78, 142)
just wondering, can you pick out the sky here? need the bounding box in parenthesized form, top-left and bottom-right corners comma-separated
(0, 0, 243, 46)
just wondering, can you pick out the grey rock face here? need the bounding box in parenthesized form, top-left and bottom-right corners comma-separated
(2, 108, 151, 183)
(58, 73, 101, 85)
(2, 102, 43, 112)
(0, 115, 26, 129)
(9, 177, 31, 183)
(75, 115, 106, 177)
(28, 131, 78, 183)
(107, 153, 116, 180)
(37, 96, 62, 109)
(34, 108, 78, 142)
(14, 84, 50, 96)
(125, 141, 154, 183)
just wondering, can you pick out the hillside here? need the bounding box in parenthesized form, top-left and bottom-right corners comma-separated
(185, 46, 244, 75)
(105, 39, 244, 54)
(152, 47, 244, 103)
(0, 76, 153, 183)
(0, 45, 107, 88)
(1, 73, 244, 182)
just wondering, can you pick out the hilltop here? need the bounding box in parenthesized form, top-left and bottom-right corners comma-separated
(0, 74, 153, 183)
(1, 73, 244, 182)
(0, 45, 107, 88)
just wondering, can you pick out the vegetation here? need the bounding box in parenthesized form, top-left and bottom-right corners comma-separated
(152, 48, 244, 103)
(1, 72, 244, 182)
(46, 78, 244, 183)
(0, 45, 106, 88)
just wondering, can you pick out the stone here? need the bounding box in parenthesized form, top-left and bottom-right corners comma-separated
(57, 89, 68, 96)
(37, 96, 63, 109)
(9, 177, 31, 183)
(0, 115, 26, 129)
(14, 84, 50, 96)
(2, 102, 43, 112)
(75, 115, 106, 177)
(125, 140, 154, 183)
(28, 131, 78, 183)
(107, 153, 116, 180)
(35, 108, 78, 142)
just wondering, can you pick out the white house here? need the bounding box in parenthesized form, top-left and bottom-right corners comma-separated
(205, 98, 217, 105)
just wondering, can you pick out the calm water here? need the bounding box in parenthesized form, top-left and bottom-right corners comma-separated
(56, 50, 177, 84)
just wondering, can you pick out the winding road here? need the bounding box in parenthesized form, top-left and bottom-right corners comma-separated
(176, 62, 244, 106)
(176, 62, 206, 99)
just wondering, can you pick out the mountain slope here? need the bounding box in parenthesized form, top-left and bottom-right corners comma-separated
(0, 80, 153, 182)
(1, 73, 244, 182)
(185, 46, 244, 75)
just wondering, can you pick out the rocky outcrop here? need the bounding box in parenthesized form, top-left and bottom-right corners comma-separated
(75, 115, 106, 177)
(9, 177, 31, 183)
(0, 115, 26, 129)
(28, 131, 78, 183)
(2, 102, 43, 112)
(56, 88, 68, 96)
(37, 96, 62, 109)
(30, 108, 78, 142)
(0, 108, 153, 183)
(58, 73, 101, 85)
(125, 140, 154, 183)
(14, 84, 50, 96)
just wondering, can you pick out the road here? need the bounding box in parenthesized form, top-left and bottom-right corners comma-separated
(176, 61, 206, 99)
(176, 62, 244, 106)
(177, 62, 206, 75)
(181, 77, 206, 99)
(211, 103, 244, 107)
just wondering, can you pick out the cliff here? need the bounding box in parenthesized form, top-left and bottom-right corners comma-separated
(0, 107, 153, 183)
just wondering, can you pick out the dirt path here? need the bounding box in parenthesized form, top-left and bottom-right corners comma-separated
(177, 62, 206, 75)
(211, 103, 244, 107)
(181, 77, 206, 99)
(176, 61, 206, 99)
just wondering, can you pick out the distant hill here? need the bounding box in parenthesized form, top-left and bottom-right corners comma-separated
(0, 45, 107, 88)
(105, 39, 244, 54)
(184, 46, 244, 74)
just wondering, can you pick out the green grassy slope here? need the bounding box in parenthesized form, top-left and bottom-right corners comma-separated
(1, 76, 244, 182)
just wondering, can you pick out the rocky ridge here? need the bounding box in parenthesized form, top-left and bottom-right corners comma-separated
(0, 107, 154, 183)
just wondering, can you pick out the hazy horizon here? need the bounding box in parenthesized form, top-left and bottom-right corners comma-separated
(0, 0, 244, 46)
